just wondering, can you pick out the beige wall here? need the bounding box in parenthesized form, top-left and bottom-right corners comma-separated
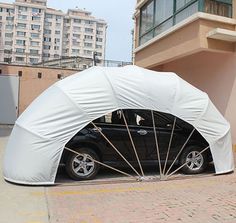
(0, 64, 78, 114)
(152, 51, 236, 143)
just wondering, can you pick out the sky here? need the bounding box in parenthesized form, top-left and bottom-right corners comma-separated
(3, 0, 136, 62)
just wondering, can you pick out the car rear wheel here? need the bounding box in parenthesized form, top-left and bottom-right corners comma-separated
(65, 147, 100, 180)
(180, 146, 208, 174)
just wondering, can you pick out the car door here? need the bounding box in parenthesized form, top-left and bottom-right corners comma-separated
(93, 110, 139, 162)
(133, 110, 182, 161)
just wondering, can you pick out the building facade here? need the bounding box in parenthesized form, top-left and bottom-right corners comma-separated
(0, 0, 107, 65)
(134, 0, 236, 144)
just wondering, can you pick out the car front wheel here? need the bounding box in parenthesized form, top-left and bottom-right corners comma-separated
(65, 147, 100, 180)
(179, 146, 208, 174)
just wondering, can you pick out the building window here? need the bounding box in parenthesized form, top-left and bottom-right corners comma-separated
(73, 34, 80, 38)
(17, 31, 26, 37)
(6, 16, 14, 21)
(16, 39, 25, 46)
(55, 30, 61, 35)
(5, 41, 13, 46)
(96, 44, 102, 49)
(139, 0, 232, 45)
(32, 16, 41, 21)
(16, 48, 25, 54)
(85, 20, 94, 25)
(96, 37, 103, 42)
(85, 28, 93, 33)
(97, 23, 104, 28)
(72, 49, 80, 53)
(204, 0, 232, 17)
(4, 49, 12, 54)
(85, 35, 93, 40)
(15, 57, 25, 62)
(0, 8, 3, 12)
(43, 53, 50, 57)
(17, 23, 27, 29)
(18, 14, 27, 20)
(44, 29, 51, 34)
(96, 30, 103, 35)
(7, 8, 14, 14)
(74, 19, 81, 23)
(73, 26, 81, 32)
(45, 21, 52, 26)
(31, 41, 39, 46)
(32, 8, 41, 13)
(45, 14, 53, 19)
(56, 15, 61, 20)
(84, 42, 93, 48)
(5, 24, 14, 30)
(18, 6, 27, 12)
(31, 24, 40, 30)
(31, 33, 39, 38)
(43, 45, 50, 50)
(54, 38, 60, 43)
(5, 33, 13, 38)
(30, 58, 39, 64)
(44, 37, 51, 42)
(84, 50, 92, 55)
(30, 49, 39, 55)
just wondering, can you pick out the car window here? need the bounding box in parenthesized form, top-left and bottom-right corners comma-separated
(130, 110, 176, 128)
(93, 109, 178, 128)
(94, 111, 123, 124)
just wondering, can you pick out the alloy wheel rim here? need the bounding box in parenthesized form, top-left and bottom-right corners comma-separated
(186, 151, 204, 171)
(72, 153, 95, 177)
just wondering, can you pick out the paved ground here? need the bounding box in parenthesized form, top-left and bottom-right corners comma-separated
(1, 125, 236, 223)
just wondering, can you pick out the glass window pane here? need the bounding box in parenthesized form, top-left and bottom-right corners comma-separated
(176, 0, 194, 11)
(154, 18, 173, 36)
(175, 2, 198, 23)
(140, 0, 154, 35)
(140, 30, 153, 45)
(155, 0, 173, 25)
(204, 0, 232, 18)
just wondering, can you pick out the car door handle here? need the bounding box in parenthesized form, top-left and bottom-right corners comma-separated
(137, 129, 147, 135)
(92, 127, 102, 132)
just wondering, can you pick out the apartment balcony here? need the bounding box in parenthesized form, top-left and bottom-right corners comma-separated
(134, 0, 236, 68)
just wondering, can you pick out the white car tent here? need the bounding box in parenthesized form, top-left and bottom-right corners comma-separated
(3, 65, 234, 185)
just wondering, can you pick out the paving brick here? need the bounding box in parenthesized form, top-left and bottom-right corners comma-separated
(43, 172, 236, 223)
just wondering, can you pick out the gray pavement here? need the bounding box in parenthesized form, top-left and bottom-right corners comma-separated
(0, 126, 49, 223)
(1, 126, 236, 223)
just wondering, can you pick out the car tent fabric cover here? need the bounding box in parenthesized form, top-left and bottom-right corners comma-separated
(3, 65, 234, 185)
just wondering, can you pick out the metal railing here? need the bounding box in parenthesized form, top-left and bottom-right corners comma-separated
(0, 51, 132, 70)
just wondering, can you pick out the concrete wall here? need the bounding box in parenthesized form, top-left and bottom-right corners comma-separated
(153, 51, 236, 143)
(0, 64, 78, 114)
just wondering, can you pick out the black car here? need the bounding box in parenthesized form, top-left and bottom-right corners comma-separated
(63, 109, 211, 180)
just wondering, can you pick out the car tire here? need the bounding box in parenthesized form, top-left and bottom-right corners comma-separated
(179, 145, 208, 174)
(65, 147, 100, 180)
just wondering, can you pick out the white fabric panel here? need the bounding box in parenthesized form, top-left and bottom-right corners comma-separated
(3, 65, 234, 185)
(3, 124, 62, 184)
(56, 67, 118, 120)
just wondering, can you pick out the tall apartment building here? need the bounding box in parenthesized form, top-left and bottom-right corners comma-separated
(0, 0, 107, 64)
(134, 0, 236, 143)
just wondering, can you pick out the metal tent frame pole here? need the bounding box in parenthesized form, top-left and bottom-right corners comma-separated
(91, 122, 141, 177)
(121, 110, 145, 177)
